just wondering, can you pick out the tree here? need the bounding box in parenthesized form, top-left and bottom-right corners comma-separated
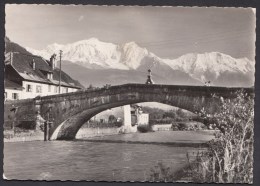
(108, 115, 116, 123)
(162, 111, 177, 119)
(87, 84, 94, 90)
(176, 108, 186, 118)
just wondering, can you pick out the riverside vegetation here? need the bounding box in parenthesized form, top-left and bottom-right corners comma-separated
(148, 91, 254, 183)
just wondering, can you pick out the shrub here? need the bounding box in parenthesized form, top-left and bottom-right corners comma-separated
(177, 122, 189, 130)
(148, 91, 254, 183)
(192, 91, 254, 183)
(171, 123, 179, 131)
(114, 121, 123, 127)
(137, 124, 153, 133)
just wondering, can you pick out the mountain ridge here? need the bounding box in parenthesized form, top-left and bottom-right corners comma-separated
(25, 38, 255, 87)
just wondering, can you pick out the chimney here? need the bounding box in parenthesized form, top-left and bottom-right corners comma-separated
(50, 54, 56, 70)
(32, 59, 36, 70)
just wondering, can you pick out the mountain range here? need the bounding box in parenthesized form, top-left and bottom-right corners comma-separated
(26, 38, 255, 88)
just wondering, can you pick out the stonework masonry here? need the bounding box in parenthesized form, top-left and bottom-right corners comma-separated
(4, 83, 254, 140)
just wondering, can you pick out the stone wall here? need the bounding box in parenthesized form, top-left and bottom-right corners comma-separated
(76, 127, 121, 139)
(4, 99, 36, 129)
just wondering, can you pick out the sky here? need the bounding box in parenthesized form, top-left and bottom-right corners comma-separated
(5, 5, 256, 60)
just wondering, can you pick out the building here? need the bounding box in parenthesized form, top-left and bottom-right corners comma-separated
(4, 51, 82, 100)
(130, 105, 149, 126)
(4, 79, 24, 101)
(137, 113, 149, 125)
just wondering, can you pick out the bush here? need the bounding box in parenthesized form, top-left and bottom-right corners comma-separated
(148, 91, 254, 183)
(114, 121, 123, 127)
(176, 122, 188, 130)
(137, 124, 153, 133)
(191, 91, 254, 183)
(171, 123, 179, 131)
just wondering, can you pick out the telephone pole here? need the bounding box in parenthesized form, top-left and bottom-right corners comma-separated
(58, 50, 63, 94)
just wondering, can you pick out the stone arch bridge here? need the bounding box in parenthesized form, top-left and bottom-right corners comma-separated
(4, 84, 254, 140)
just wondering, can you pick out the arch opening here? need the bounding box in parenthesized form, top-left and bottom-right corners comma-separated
(53, 100, 207, 140)
(76, 102, 204, 139)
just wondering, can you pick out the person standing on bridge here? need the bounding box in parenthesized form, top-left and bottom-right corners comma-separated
(35, 111, 46, 132)
(145, 69, 155, 84)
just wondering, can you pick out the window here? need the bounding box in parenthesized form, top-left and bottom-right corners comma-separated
(26, 84, 32, 92)
(47, 73, 53, 80)
(36, 85, 42, 93)
(64, 87, 68, 93)
(48, 85, 51, 92)
(12, 93, 18, 100)
(54, 86, 58, 93)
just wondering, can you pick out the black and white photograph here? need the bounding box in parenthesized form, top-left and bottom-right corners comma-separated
(3, 5, 255, 183)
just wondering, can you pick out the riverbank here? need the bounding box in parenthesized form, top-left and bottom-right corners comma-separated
(4, 127, 122, 142)
(4, 128, 216, 144)
(80, 130, 215, 145)
(4, 130, 44, 142)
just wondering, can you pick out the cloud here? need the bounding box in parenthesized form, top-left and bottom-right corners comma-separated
(78, 15, 84, 22)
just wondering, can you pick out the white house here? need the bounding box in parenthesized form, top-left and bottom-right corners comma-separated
(137, 113, 149, 125)
(130, 105, 149, 126)
(4, 52, 82, 100)
(4, 79, 24, 100)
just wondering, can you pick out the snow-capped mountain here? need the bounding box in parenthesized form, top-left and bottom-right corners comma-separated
(27, 38, 146, 70)
(26, 38, 255, 87)
(164, 52, 254, 83)
(26, 38, 175, 70)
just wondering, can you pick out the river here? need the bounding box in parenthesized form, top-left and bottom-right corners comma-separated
(4, 131, 215, 181)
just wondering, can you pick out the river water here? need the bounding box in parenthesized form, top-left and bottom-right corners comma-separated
(4, 131, 214, 181)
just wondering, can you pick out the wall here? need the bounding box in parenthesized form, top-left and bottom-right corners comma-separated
(21, 81, 78, 99)
(4, 99, 36, 129)
(68, 87, 78, 93)
(5, 88, 22, 100)
(22, 81, 46, 99)
(76, 127, 121, 139)
(137, 113, 149, 125)
(123, 105, 137, 133)
(152, 124, 172, 131)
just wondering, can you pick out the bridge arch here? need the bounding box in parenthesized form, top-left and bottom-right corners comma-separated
(36, 84, 253, 140)
(51, 100, 198, 140)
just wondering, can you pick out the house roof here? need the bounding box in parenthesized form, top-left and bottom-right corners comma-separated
(5, 79, 24, 90)
(6, 52, 83, 89)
